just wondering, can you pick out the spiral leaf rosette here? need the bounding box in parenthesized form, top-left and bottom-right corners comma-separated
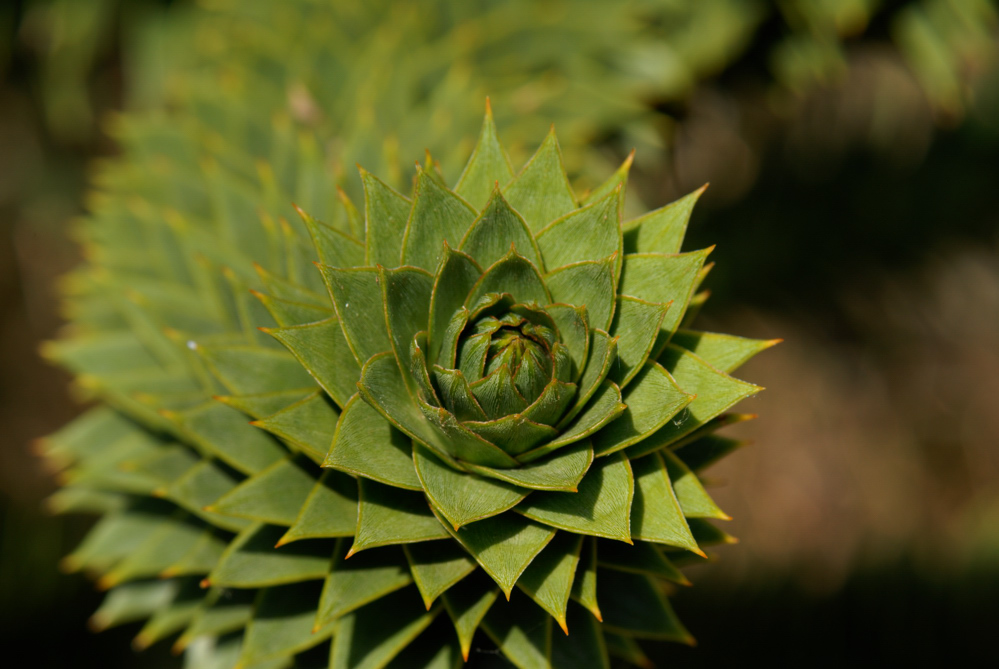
(42, 107, 775, 669)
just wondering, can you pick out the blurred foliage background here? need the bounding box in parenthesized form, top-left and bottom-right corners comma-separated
(2, 0, 998, 665)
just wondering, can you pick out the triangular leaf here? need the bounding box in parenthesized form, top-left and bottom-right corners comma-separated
(536, 190, 621, 278)
(592, 362, 693, 458)
(330, 587, 436, 669)
(267, 317, 361, 410)
(463, 439, 593, 492)
(459, 187, 543, 271)
(402, 169, 477, 272)
(517, 532, 583, 633)
(210, 456, 317, 526)
(670, 328, 780, 374)
(350, 479, 450, 555)
(253, 391, 338, 464)
(318, 265, 391, 364)
(518, 453, 634, 543)
(544, 257, 616, 331)
(504, 129, 576, 233)
(598, 568, 693, 643)
(622, 185, 706, 255)
(414, 443, 527, 530)
(481, 590, 552, 668)
(316, 541, 412, 626)
(362, 168, 412, 267)
(455, 102, 515, 209)
(438, 511, 555, 598)
(207, 524, 333, 588)
(279, 470, 358, 546)
(324, 393, 421, 491)
(630, 453, 700, 554)
(404, 540, 477, 609)
(240, 581, 334, 665)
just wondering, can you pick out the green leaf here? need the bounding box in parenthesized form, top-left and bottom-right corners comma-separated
(521, 382, 625, 462)
(169, 402, 284, 475)
(361, 168, 412, 267)
(404, 540, 477, 609)
(279, 470, 358, 546)
(330, 587, 436, 669)
(90, 580, 178, 631)
(357, 353, 486, 467)
(536, 190, 621, 280)
(134, 579, 204, 649)
(316, 542, 412, 626)
(442, 571, 499, 662)
(604, 632, 652, 668)
(431, 366, 487, 421)
(670, 328, 780, 373)
(209, 456, 316, 526)
(162, 529, 228, 578)
(252, 391, 337, 464)
(99, 514, 206, 587)
(240, 582, 333, 665)
(455, 101, 515, 210)
(415, 394, 521, 468)
(384, 618, 462, 669)
(644, 344, 762, 448)
(544, 257, 616, 331)
(550, 601, 611, 669)
(324, 393, 421, 491)
(459, 187, 543, 271)
(662, 449, 729, 519)
(504, 128, 576, 234)
(481, 590, 553, 669)
(583, 151, 633, 206)
(517, 532, 583, 633)
(318, 265, 391, 364)
(414, 444, 526, 530)
(196, 344, 315, 395)
(216, 389, 315, 421)
(439, 511, 556, 598)
(607, 297, 670, 388)
(598, 568, 693, 643)
(569, 537, 601, 621)
(267, 317, 361, 410)
(558, 330, 617, 428)
(464, 414, 558, 456)
(402, 169, 478, 272)
(630, 453, 700, 554)
(623, 185, 705, 255)
(518, 454, 634, 543)
(380, 266, 434, 397)
(592, 362, 693, 458)
(687, 518, 738, 546)
(208, 524, 333, 588)
(520, 380, 576, 428)
(596, 540, 689, 585)
(466, 249, 551, 309)
(176, 588, 255, 650)
(618, 250, 710, 352)
(427, 246, 481, 366)
(544, 304, 589, 383)
(350, 479, 449, 555)
(297, 205, 366, 269)
(672, 433, 748, 473)
(252, 291, 332, 328)
(468, 363, 529, 419)
(159, 460, 249, 533)
(464, 440, 593, 492)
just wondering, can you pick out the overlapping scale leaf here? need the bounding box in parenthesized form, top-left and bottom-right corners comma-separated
(46, 95, 774, 669)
